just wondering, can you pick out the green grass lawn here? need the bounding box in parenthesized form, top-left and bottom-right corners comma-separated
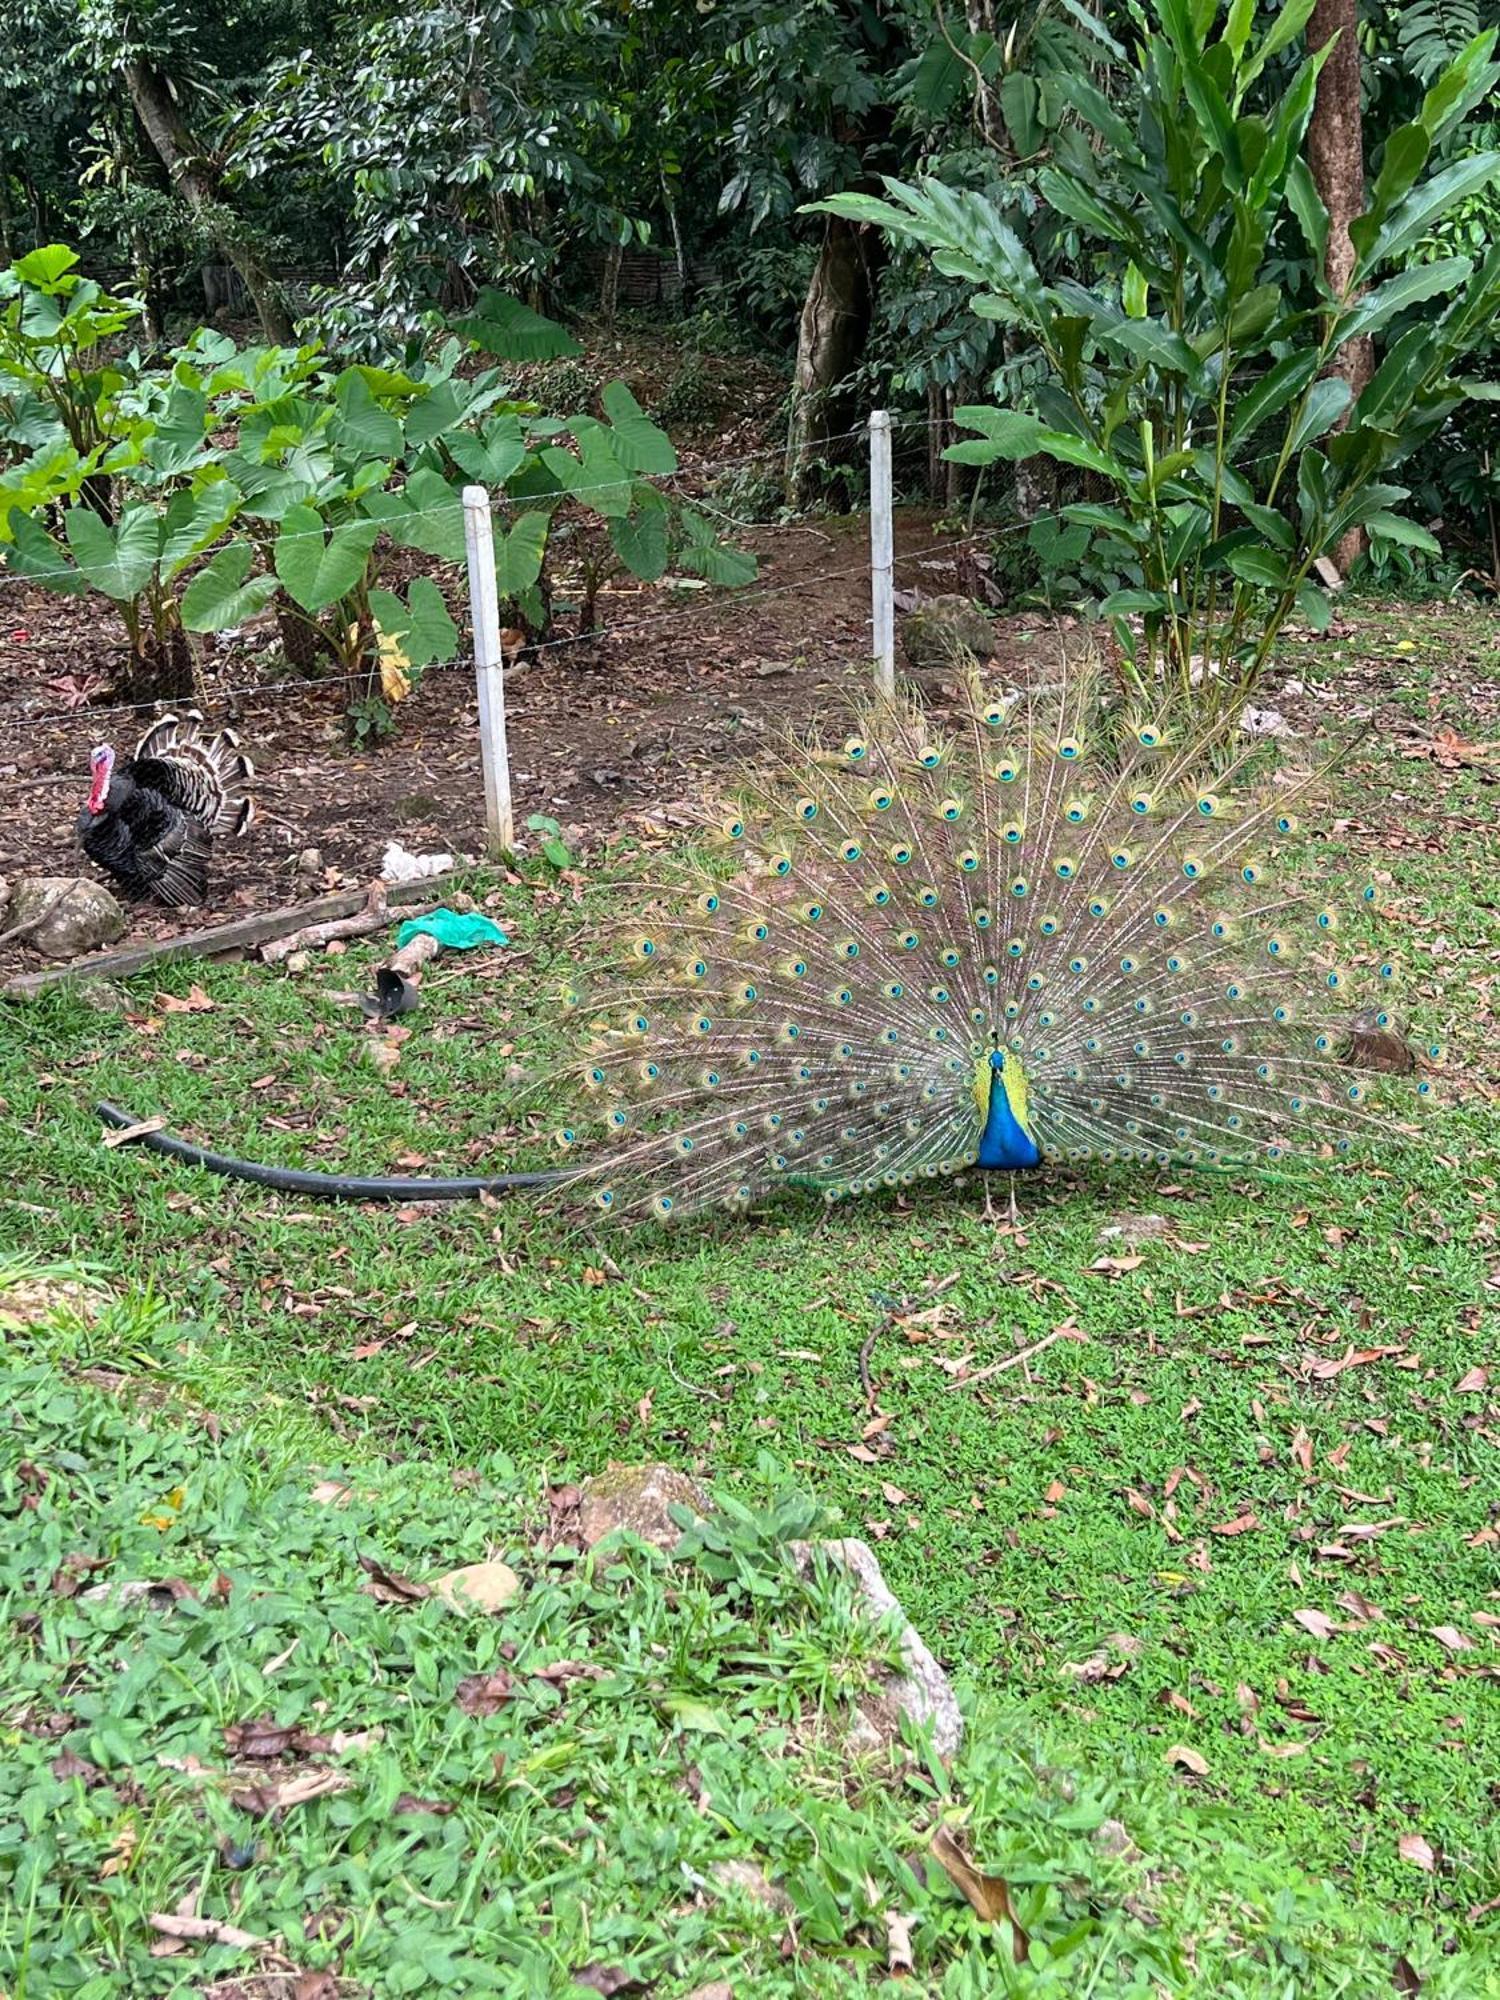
(2, 603, 1498, 1995)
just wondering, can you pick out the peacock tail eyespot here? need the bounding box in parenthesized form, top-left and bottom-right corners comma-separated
(1428, 1043, 1444, 1060)
(1315, 909, 1338, 931)
(838, 937, 860, 958)
(1137, 725, 1161, 748)
(918, 886, 939, 908)
(1313, 1033, 1332, 1052)
(1153, 908, 1172, 928)
(1111, 848, 1133, 870)
(1167, 955, 1184, 974)
(595, 1189, 615, 1209)
(883, 981, 904, 1000)
(746, 922, 770, 943)
(1362, 883, 1377, 902)
(701, 1068, 721, 1088)
(639, 1061, 660, 1082)
(796, 797, 819, 821)
(958, 849, 981, 872)
(1225, 982, 1243, 1001)
(553, 1128, 575, 1148)
(675, 1135, 696, 1155)
(929, 986, 951, 1003)
(1039, 916, 1059, 936)
(1130, 792, 1154, 816)
(898, 930, 920, 951)
(917, 745, 943, 768)
(984, 966, 1000, 986)
(696, 891, 720, 915)
(1120, 956, 1138, 974)
(630, 1014, 650, 1034)
(610, 1109, 631, 1129)
(890, 843, 912, 865)
(722, 818, 745, 841)
(1276, 814, 1298, 835)
(867, 885, 891, 907)
(974, 908, 993, 930)
(1196, 793, 1220, 818)
(840, 841, 862, 862)
(1346, 1084, 1365, 1103)
(1379, 962, 1394, 980)
(868, 788, 894, 812)
(633, 937, 658, 959)
(687, 960, 708, 980)
(779, 1022, 802, 1042)
(1070, 957, 1088, 975)
(1088, 898, 1109, 918)
(1326, 970, 1344, 990)
(588, 1066, 607, 1086)
(1063, 797, 1089, 824)
(1183, 855, 1204, 878)
(982, 703, 1006, 728)
(941, 947, 961, 968)
(692, 1015, 713, 1035)
(835, 988, 854, 1007)
(996, 758, 1021, 783)
(1026, 974, 1044, 992)
(1256, 1062, 1274, 1080)
(769, 853, 793, 877)
(1241, 863, 1261, 884)
(844, 736, 868, 762)
(1011, 876, 1029, 898)
(736, 983, 758, 1005)
(1057, 736, 1082, 761)
(1001, 821, 1024, 845)
(939, 797, 963, 822)
(1006, 942, 1024, 961)
(1417, 1080, 1432, 1096)
(652, 1195, 675, 1218)
(1055, 858, 1076, 880)
(1220, 1035, 1241, 1054)
(1266, 936, 1285, 958)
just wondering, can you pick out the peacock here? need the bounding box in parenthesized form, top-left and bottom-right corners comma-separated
(542, 652, 1438, 1223)
(78, 713, 255, 909)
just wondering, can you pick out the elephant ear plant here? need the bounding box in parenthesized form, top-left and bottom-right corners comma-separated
(816, 2, 1500, 721)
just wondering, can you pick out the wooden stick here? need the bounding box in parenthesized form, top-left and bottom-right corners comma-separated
(260, 881, 392, 964)
(945, 1324, 1068, 1390)
(1, 877, 449, 1000)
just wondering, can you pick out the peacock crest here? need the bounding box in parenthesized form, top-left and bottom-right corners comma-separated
(543, 652, 1440, 1222)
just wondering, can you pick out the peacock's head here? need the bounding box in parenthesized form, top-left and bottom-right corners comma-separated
(976, 1042, 1033, 1136)
(86, 744, 115, 816)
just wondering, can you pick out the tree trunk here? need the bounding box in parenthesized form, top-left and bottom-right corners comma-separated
(122, 59, 294, 344)
(600, 243, 622, 322)
(1307, 0, 1374, 574)
(785, 215, 883, 509)
(661, 172, 689, 307)
(0, 170, 13, 264)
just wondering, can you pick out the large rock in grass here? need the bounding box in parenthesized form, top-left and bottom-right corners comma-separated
(5, 877, 126, 959)
(792, 1537, 963, 1761)
(899, 595, 995, 670)
(577, 1462, 709, 1553)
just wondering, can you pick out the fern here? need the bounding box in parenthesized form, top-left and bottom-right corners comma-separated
(1398, 0, 1484, 84)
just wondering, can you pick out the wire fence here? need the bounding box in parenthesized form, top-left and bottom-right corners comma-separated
(2, 414, 1053, 819)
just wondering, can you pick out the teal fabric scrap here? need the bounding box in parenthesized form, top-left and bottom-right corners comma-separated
(395, 909, 510, 951)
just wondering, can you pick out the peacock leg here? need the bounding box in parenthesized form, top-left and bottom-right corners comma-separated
(1006, 1174, 1021, 1228)
(981, 1177, 998, 1223)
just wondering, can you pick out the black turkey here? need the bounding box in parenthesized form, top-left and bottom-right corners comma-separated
(77, 713, 255, 907)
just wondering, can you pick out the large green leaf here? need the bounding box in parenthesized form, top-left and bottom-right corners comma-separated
(600, 382, 677, 476)
(677, 508, 758, 586)
(368, 577, 458, 666)
(378, 469, 467, 562)
(1366, 511, 1441, 554)
(1036, 167, 1126, 239)
(12, 244, 79, 290)
(1285, 377, 1353, 455)
(273, 504, 379, 613)
(1181, 59, 1243, 188)
(492, 511, 551, 598)
(999, 73, 1045, 157)
(1239, 0, 1318, 92)
(64, 504, 159, 602)
(447, 415, 527, 488)
(1352, 152, 1500, 275)
(333, 372, 404, 460)
(2, 507, 83, 594)
(1224, 544, 1292, 587)
(1337, 258, 1473, 344)
(946, 407, 1049, 464)
(610, 498, 669, 581)
(144, 387, 212, 477)
(1229, 351, 1321, 443)
(1366, 124, 1430, 232)
(158, 486, 239, 582)
(181, 542, 279, 632)
(454, 291, 582, 362)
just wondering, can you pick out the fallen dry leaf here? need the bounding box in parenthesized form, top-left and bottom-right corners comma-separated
(1165, 1743, 1209, 1775)
(101, 1116, 167, 1149)
(308, 1481, 353, 1506)
(156, 985, 216, 1014)
(1455, 1366, 1489, 1394)
(1209, 1513, 1260, 1537)
(358, 1555, 431, 1603)
(148, 1912, 266, 1950)
(1292, 1608, 1339, 1640)
(1062, 1633, 1141, 1683)
(930, 1825, 1028, 1962)
(1427, 1625, 1473, 1654)
(455, 1669, 516, 1716)
(570, 1968, 650, 1996)
(1399, 1832, 1436, 1872)
(432, 1561, 521, 1615)
(885, 1909, 917, 1975)
(230, 1767, 355, 1815)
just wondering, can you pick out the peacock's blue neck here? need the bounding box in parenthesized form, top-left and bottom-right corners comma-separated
(978, 1059, 1042, 1171)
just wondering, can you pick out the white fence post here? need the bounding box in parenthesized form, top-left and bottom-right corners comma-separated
(461, 484, 515, 854)
(869, 409, 895, 697)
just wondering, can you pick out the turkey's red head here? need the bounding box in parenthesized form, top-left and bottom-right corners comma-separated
(86, 744, 115, 815)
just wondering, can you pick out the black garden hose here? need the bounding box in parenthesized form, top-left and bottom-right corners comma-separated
(96, 1101, 566, 1203)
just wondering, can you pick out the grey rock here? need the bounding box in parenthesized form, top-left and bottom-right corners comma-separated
(791, 1537, 963, 1761)
(899, 595, 995, 670)
(577, 1461, 709, 1553)
(294, 847, 323, 877)
(1097, 1213, 1172, 1248)
(75, 978, 134, 1015)
(1094, 1818, 1138, 1860)
(6, 877, 126, 959)
(684, 1985, 735, 2000)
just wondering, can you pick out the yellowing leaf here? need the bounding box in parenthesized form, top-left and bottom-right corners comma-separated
(1399, 1832, 1436, 1872)
(1166, 1743, 1208, 1775)
(373, 621, 412, 703)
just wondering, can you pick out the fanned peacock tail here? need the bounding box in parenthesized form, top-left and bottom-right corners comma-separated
(543, 651, 1440, 1222)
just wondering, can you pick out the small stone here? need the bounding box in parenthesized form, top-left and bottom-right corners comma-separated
(899, 595, 995, 670)
(576, 1462, 708, 1553)
(294, 848, 323, 877)
(284, 950, 311, 974)
(6, 877, 126, 959)
(791, 1537, 963, 1761)
(75, 978, 134, 1014)
(432, 1561, 521, 1614)
(1097, 1213, 1171, 1247)
(1094, 1819, 1138, 1860)
(684, 1985, 734, 2000)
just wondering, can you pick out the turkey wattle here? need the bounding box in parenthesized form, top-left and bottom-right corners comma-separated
(77, 712, 255, 908)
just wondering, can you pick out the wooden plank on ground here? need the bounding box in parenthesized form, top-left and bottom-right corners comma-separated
(1, 877, 452, 1000)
